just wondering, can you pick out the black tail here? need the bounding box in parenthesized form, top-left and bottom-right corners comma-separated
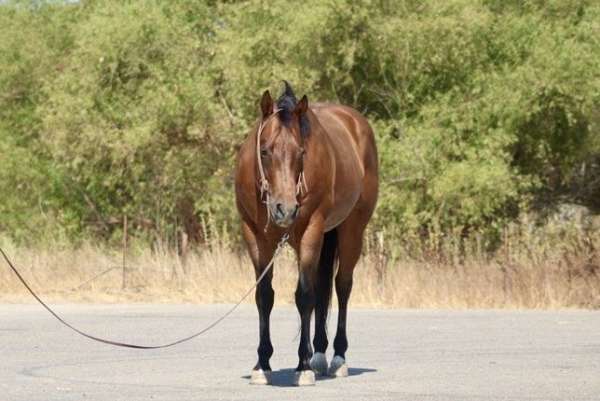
(318, 229, 338, 310)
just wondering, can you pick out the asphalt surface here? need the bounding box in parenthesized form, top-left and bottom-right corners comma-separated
(1, 304, 599, 401)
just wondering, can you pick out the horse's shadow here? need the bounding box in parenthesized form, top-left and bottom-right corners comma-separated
(242, 367, 376, 387)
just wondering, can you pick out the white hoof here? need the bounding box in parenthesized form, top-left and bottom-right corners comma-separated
(293, 370, 316, 386)
(309, 352, 328, 376)
(250, 368, 272, 385)
(328, 355, 348, 377)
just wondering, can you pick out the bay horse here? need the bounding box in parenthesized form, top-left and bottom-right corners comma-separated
(234, 81, 378, 386)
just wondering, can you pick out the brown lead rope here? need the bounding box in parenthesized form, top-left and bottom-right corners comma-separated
(0, 233, 288, 349)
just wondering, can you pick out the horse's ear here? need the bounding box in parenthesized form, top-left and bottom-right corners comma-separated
(294, 95, 308, 116)
(260, 90, 273, 119)
(296, 95, 310, 137)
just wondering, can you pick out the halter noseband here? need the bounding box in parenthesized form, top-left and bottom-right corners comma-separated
(256, 108, 308, 232)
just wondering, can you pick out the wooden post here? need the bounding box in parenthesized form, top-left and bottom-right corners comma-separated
(122, 214, 128, 290)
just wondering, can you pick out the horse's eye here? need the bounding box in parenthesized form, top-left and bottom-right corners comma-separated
(260, 148, 269, 158)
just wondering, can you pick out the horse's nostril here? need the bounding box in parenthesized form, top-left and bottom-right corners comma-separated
(275, 203, 284, 218)
(273, 202, 299, 222)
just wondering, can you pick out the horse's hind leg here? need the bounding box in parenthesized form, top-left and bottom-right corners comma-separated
(310, 229, 337, 376)
(330, 205, 372, 377)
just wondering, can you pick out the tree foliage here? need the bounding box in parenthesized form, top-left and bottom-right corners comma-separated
(1, 0, 598, 246)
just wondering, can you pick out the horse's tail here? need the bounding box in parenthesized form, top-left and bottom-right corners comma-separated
(318, 229, 338, 311)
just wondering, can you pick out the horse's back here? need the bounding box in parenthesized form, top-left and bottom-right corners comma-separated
(311, 103, 378, 178)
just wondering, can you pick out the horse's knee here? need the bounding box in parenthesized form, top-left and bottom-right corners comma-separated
(256, 280, 274, 309)
(295, 271, 315, 310)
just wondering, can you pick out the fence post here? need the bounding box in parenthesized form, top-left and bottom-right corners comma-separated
(122, 214, 128, 290)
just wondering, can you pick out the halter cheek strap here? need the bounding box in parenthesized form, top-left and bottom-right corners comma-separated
(255, 109, 308, 232)
(256, 109, 281, 201)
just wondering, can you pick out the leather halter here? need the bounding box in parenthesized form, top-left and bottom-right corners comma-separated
(255, 108, 308, 231)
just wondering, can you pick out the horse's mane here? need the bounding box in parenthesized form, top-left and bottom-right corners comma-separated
(276, 81, 310, 138)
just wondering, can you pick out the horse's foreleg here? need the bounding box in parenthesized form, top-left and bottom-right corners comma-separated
(293, 220, 324, 386)
(252, 267, 274, 384)
(242, 222, 276, 385)
(294, 271, 315, 385)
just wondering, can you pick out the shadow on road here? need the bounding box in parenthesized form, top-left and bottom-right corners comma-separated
(242, 367, 377, 387)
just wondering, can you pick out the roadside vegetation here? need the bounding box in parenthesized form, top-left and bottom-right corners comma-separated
(1, 0, 598, 307)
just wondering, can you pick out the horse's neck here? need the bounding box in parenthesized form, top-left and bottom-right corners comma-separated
(305, 123, 336, 200)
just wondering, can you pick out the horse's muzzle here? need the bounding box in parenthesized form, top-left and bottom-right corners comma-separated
(270, 201, 300, 227)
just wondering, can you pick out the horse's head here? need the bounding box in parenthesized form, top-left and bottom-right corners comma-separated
(256, 81, 310, 228)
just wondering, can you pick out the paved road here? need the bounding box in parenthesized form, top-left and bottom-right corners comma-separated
(1, 304, 599, 401)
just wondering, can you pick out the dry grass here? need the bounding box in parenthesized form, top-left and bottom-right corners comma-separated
(1, 226, 599, 309)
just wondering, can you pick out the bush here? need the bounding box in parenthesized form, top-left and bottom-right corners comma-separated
(40, 1, 233, 242)
(0, 0, 598, 250)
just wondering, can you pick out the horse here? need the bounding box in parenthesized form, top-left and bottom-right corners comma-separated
(234, 81, 378, 386)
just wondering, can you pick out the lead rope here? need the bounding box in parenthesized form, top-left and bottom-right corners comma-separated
(0, 233, 289, 349)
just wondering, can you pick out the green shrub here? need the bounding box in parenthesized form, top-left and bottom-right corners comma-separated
(0, 0, 598, 250)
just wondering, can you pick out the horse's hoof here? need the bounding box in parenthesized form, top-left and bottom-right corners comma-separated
(309, 352, 328, 376)
(328, 355, 348, 377)
(293, 370, 316, 386)
(250, 368, 272, 385)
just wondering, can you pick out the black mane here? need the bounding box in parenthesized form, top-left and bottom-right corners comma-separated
(276, 81, 310, 137)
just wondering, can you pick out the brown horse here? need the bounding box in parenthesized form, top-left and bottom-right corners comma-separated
(235, 81, 378, 386)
